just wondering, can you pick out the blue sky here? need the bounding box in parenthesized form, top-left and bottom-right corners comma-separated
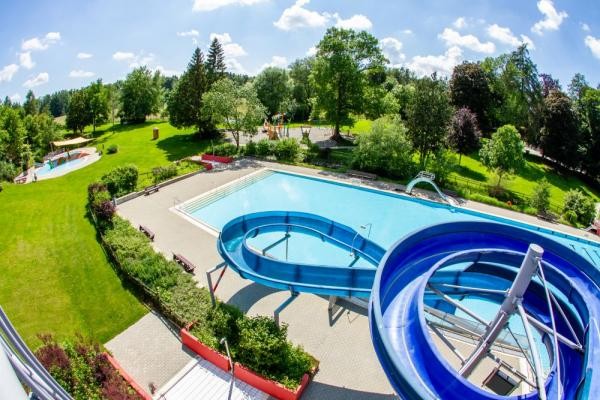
(1, 0, 599, 102)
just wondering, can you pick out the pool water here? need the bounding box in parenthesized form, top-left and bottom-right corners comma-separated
(36, 152, 90, 176)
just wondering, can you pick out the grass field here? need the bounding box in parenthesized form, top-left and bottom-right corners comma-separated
(0, 121, 211, 346)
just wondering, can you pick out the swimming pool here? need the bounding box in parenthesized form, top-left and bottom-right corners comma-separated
(179, 168, 600, 267)
(34, 148, 99, 180)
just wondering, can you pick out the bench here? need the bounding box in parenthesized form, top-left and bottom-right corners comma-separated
(173, 253, 196, 273)
(139, 225, 155, 241)
(347, 169, 377, 180)
(144, 185, 159, 195)
(537, 212, 557, 223)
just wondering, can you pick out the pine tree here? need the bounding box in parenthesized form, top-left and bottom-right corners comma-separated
(206, 38, 226, 85)
(24, 90, 38, 115)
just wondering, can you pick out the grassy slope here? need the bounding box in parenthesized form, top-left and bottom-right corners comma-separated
(0, 121, 211, 346)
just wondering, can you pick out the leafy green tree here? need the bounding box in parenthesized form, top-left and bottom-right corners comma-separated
(66, 89, 91, 134)
(168, 48, 212, 136)
(406, 74, 453, 169)
(24, 112, 62, 155)
(449, 62, 493, 132)
(531, 178, 551, 214)
(24, 90, 38, 116)
(311, 27, 386, 141)
(120, 66, 162, 123)
(539, 90, 580, 169)
(202, 78, 266, 149)
(206, 38, 226, 85)
(0, 108, 28, 167)
(447, 107, 481, 165)
(568, 73, 589, 100)
(106, 83, 120, 127)
(288, 58, 314, 121)
(48, 90, 71, 117)
(87, 79, 109, 133)
(352, 117, 414, 178)
(579, 88, 600, 179)
(563, 189, 596, 225)
(540, 73, 561, 97)
(479, 124, 525, 188)
(253, 67, 291, 117)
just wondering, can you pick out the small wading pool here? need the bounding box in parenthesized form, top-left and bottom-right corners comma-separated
(34, 148, 98, 180)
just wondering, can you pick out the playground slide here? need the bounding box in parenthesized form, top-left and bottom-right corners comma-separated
(369, 221, 600, 400)
(217, 211, 386, 298)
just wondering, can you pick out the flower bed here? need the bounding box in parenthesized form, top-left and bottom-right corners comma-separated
(201, 153, 234, 163)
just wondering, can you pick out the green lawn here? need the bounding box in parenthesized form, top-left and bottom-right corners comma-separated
(0, 121, 212, 346)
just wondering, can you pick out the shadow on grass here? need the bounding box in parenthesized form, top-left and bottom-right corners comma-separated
(155, 134, 216, 161)
(455, 165, 486, 182)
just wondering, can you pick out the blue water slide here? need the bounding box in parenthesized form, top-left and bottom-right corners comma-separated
(217, 211, 386, 298)
(369, 221, 600, 400)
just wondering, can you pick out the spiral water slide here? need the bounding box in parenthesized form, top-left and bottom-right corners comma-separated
(218, 212, 600, 399)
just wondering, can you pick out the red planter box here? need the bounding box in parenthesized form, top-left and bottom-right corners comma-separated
(103, 353, 152, 400)
(180, 328, 312, 400)
(200, 161, 214, 171)
(201, 154, 233, 163)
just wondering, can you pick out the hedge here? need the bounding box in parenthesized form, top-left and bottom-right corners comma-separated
(88, 183, 316, 388)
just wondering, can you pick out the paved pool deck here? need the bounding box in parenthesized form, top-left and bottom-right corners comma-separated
(114, 159, 598, 399)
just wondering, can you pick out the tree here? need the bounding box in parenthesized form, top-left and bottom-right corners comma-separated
(120, 66, 162, 123)
(539, 90, 580, 169)
(206, 38, 226, 85)
(24, 90, 38, 116)
(87, 80, 109, 133)
(0, 108, 28, 168)
(48, 90, 71, 117)
(447, 108, 481, 165)
(406, 74, 453, 169)
(479, 124, 525, 188)
(168, 48, 212, 136)
(449, 62, 493, 132)
(531, 178, 551, 214)
(66, 89, 92, 134)
(311, 27, 386, 141)
(24, 112, 61, 155)
(579, 88, 600, 179)
(202, 78, 266, 149)
(289, 57, 314, 121)
(540, 73, 561, 97)
(568, 73, 589, 100)
(253, 67, 291, 117)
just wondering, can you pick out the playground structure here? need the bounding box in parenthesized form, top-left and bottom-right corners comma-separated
(406, 171, 455, 205)
(264, 113, 288, 140)
(216, 211, 600, 399)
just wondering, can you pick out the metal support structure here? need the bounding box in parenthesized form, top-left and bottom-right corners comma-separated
(538, 261, 562, 399)
(328, 296, 338, 311)
(220, 337, 235, 400)
(274, 291, 299, 327)
(437, 283, 508, 296)
(262, 233, 290, 258)
(206, 262, 227, 307)
(459, 244, 544, 379)
(427, 285, 489, 325)
(518, 302, 547, 400)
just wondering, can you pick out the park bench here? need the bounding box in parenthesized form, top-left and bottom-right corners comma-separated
(347, 169, 377, 180)
(139, 225, 155, 241)
(173, 253, 196, 273)
(537, 211, 557, 223)
(144, 185, 159, 195)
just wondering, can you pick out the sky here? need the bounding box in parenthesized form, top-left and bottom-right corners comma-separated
(1, 0, 599, 102)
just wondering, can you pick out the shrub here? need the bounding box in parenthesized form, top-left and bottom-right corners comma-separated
(426, 149, 457, 187)
(243, 141, 257, 156)
(101, 164, 139, 197)
(256, 139, 275, 157)
(152, 164, 178, 184)
(273, 138, 301, 161)
(88, 182, 115, 223)
(531, 178, 551, 214)
(211, 143, 238, 157)
(106, 144, 119, 154)
(352, 117, 414, 179)
(563, 189, 596, 224)
(87, 182, 108, 203)
(0, 160, 18, 182)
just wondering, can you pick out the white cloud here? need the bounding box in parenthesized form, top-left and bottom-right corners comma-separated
(9, 93, 21, 102)
(532, 0, 567, 35)
(487, 24, 535, 50)
(381, 37, 405, 65)
(154, 65, 181, 76)
(306, 46, 317, 56)
(585, 35, 600, 59)
(439, 28, 495, 53)
(406, 46, 463, 77)
(274, 0, 330, 31)
(453, 17, 467, 29)
(209, 33, 247, 57)
(259, 55, 288, 71)
(113, 51, 135, 61)
(210, 32, 232, 43)
(23, 72, 49, 88)
(581, 23, 590, 32)
(69, 70, 95, 78)
(334, 14, 372, 30)
(21, 32, 61, 51)
(19, 52, 35, 69)
(225, 58, 248, 74)
(177, 29, 200, 37)
(77, 52, 93, 59)
(192, 0, 267, 12)
(401, 29, 413, 35)
(0, 64, 20, 82)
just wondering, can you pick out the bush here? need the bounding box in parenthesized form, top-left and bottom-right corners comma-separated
(106, 144, 118, 154)
(273, 138, 301, 161)
(243, 141, 257, 156)
(426, 149, 457, 187)
(101, 164, 139, 197)
(563, 189, 596, 224)
(88, 182, 115, 224)
(531, 178, 551, 214)
(211, 143, 238, 157)
(152, 164, 178, 184)
(352, 117, 414, 179)
(0, 160, 18, 182)
(256, 139, 275, 157)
